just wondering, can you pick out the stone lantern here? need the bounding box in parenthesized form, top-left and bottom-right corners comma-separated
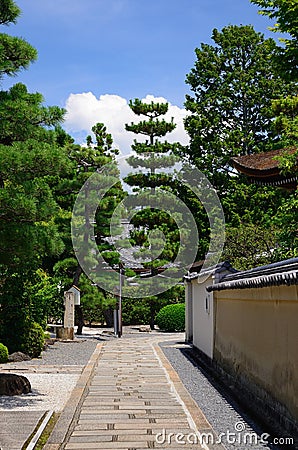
(56, 285, 80, 340)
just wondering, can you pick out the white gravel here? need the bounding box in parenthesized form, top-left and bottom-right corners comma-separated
(0, 335, 101, 413)
(0, 372, 80, 412)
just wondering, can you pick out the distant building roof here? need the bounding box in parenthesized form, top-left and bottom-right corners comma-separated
(232, 147, 297, 189)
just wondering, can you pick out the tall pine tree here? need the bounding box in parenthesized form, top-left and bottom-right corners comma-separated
(123, 99, 188, 328)
(124, 99, 182, 272)
(68, 123, 125, 333)
(0, 0, 69, 352)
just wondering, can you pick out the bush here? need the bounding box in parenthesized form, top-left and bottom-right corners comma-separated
(0, 343, 9, 363)
(20, 322, 45, 358)
(122, 298, 151, 325)
(155, 303, 185, 332)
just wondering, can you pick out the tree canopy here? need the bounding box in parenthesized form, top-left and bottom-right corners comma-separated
(179, 23, 296, 267)
(250, 0, 298, 80)
(181, 25, 292, 188)
(124, 99, 181, 270)
(0, 0, 37, 81)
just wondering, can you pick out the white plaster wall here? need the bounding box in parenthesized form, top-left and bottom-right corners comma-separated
(192, 276, 214, 359)
(185, 282, 193, 342)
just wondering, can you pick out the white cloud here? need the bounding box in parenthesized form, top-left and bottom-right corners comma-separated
(64, 92, 189, 155)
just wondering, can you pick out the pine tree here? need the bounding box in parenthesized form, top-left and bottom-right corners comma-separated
(124, 99, 182, 269)
(0, 0, 37, 81)
(0, 1, 68, 352)
(123, 99, 187, 328)
(182, 25, 293, 188)
(63, 123, 125, 333)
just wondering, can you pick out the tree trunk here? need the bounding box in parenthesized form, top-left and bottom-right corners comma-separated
(73, 265, 82, 288)
(103, 306, 114, 327)
(149, 304, 155, 330)
(75, 305, 84, 335)
(73, 265, 84, 335)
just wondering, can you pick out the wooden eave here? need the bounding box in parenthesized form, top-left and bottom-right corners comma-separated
(232, 147, 297, 189)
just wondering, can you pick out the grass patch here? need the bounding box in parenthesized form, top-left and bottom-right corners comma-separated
(23, 412, 60, 449)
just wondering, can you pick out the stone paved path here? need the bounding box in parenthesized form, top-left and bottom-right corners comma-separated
(0, 410, 46, 450)
(62, 337, 220, 450)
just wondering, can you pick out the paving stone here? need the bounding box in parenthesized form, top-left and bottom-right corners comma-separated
(68, 435, 113, 443)
(0, 410, 46, 450)
(62, 337, 224, 450)
(65, 442, 147, 449)
(72, 429, 149, 436)
(79, 413, 131, 420)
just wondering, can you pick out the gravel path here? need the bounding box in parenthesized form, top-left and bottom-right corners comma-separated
(20, 338, 99, 366)
(159, 340, 284, 450)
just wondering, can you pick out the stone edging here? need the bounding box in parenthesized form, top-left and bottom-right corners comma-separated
(43, 342, 104, 450)
(153, 341, 226, 450)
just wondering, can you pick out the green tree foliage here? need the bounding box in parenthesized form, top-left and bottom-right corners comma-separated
(272, 95, 298, 147)
(122, 285, 184, 326)
(223, 223, 279, 270)
(0, 132, 69, 350)
(69, 123, 122, 269)
(122, 297, 151, 326)
(0, 1, 71, 352)
(0, 138, 69, 266)
(0, 343, 8, 363)
(23, 269, 63, 327)
(52, 254, 116, 327)
(0, 0, 20, 25)
(270, 93, 298, 189)
(182, 25, 292, 188)
(273, 192, 298, 259)
(52, 123, 125, 334)
(124, 99, 182, 269)
(0, 83, 65, 145)
(180, 24, 296, 265)
(249, 0, 298, 170)
(250, 0, 298, 80)
(0, 0, 37, 81)
(124, 99, 189, 328)
(248, 1, 298, 262)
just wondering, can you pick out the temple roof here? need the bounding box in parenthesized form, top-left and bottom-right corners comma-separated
(232, 147, 297, 189)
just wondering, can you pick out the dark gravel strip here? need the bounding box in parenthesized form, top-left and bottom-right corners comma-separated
(159, 340, 286, 450)
(21, 338, 100, 366)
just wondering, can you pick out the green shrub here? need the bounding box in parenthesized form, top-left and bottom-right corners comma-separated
(122, 298, 151, 325)
(155, 303, 185, 332)
(44, 331, 51, 340)
(20, 322, 45, 358)
(0, 343, 9, 363)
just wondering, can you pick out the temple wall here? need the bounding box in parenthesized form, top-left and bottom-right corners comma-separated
(192, 276, 214, 359)
(213, 285, 298, 432)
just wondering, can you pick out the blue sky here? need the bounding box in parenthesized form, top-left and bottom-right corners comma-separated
(2, 0, 275, 150)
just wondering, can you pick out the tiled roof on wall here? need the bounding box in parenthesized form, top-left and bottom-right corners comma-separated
(206, 258, 298, 292)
